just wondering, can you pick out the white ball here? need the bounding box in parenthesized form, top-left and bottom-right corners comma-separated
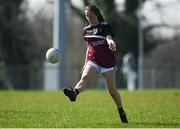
(46, 48, 61, 64)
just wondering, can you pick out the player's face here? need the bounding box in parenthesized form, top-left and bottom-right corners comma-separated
(85, 10, 99, 26)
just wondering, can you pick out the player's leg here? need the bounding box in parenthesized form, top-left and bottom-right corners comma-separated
(63, 64, 98, 101)
(102, 70, 128, 123)
(74, 63, 98, 91)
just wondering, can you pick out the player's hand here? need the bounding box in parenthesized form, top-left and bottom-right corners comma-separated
(107, 39, 116, 52)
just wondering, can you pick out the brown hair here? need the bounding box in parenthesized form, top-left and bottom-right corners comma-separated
(85, 4, 104, 22)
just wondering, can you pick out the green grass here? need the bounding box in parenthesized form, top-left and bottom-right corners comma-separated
(0, 89, 180, 128)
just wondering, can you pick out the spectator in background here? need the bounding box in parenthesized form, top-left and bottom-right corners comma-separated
(122, 51, 137, 91)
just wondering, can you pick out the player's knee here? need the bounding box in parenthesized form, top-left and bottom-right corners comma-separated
(81, 75, 90, 83)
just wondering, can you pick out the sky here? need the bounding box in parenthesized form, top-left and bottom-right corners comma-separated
(27, 0, 54, 17)
(27, 0, 180, 38)
(28, 0, 125, 12)
(28, 0, 46, 9)
(28, 0, 180, 25)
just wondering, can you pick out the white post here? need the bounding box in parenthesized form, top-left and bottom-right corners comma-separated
(138, 0, 144, 89)
(53, 0, 66, 89)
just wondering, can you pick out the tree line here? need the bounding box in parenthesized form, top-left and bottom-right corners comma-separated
(0, 0, 179, 89)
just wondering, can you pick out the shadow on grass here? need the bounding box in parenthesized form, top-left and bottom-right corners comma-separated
(132, 121, 180, 127)
(106, 121, 180, 128)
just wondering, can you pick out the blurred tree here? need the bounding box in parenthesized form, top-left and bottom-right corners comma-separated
(0, 0, 34, 64)
(0, 0, 50, 89)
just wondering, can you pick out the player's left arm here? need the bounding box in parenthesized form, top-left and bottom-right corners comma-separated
(106, 35, 116, 51)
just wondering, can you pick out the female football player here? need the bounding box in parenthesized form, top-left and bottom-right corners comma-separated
(63, 4, 128, 123)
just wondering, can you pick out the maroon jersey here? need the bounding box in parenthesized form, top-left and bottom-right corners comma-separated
(83, 21, 116, 68)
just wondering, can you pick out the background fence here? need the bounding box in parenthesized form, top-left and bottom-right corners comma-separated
(1, 63, 180, 90)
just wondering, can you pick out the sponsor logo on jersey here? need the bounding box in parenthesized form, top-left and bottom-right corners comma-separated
(92, 40, 106, 47)
(86, 28, 98, 35)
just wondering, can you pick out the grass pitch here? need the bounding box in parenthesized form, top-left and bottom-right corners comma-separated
(0, 89, 180, 128)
